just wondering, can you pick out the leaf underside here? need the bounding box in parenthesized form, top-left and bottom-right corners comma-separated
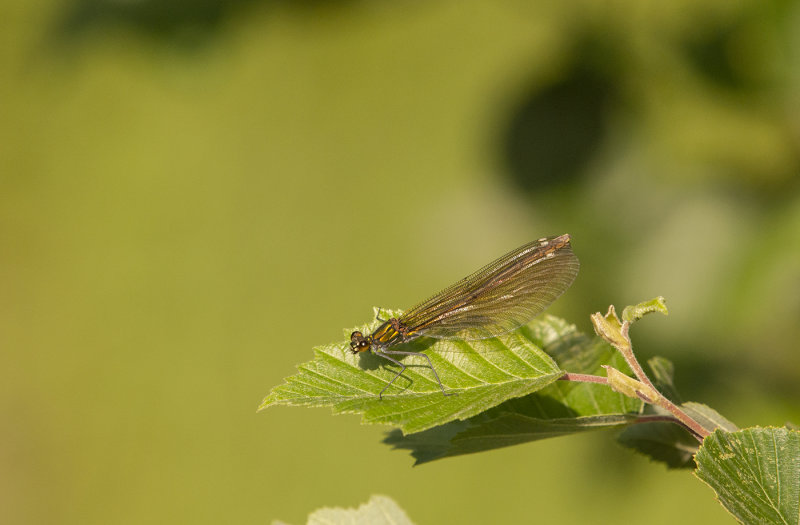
(617, 421, 700, 469)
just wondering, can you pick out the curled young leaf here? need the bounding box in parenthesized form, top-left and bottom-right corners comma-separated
(591, 305, 629, 350)
(622, 297, 669, 323)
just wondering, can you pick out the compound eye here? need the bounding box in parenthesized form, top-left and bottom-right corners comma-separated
(359, 340, 369, 349)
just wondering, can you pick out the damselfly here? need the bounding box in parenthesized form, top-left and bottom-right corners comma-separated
(349, 234, 579, 398)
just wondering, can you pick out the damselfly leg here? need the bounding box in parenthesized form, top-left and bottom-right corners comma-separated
(375, 349, 453, 399)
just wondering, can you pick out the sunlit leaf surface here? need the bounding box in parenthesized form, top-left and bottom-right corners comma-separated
(261, 311, 568, 434)
(695, 427, 800, 525)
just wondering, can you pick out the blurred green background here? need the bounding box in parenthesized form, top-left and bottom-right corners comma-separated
(2, 0, 799, 523)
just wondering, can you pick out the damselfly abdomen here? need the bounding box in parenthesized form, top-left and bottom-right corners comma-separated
(349, 234, 579, 398)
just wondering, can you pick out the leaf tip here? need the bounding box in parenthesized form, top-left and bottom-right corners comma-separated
(257, 393, 277, 412)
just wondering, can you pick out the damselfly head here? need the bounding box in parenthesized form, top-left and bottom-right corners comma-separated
(349, 331, 371, 354)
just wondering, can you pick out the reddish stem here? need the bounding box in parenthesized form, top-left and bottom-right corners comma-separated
(558, 372, 608, 384)
(560, 371, 708, 441)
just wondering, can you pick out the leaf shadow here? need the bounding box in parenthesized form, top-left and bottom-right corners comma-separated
(383, 391, 636, 464)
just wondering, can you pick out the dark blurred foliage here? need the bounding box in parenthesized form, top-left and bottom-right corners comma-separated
(502, 9, 800, 197)
(55, 0, 353, 44)
(58, 0, 252, 41)
(681, 0, 795, 93)
(502, 34, 620, 193)
(682, 18, 756, 92)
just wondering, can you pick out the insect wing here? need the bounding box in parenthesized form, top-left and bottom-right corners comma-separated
(398, 235, 579, 341)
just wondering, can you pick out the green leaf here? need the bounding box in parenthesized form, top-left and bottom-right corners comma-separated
(260, 310, 566, 434)
(275, 494, 414, 525)
(618, 421, 700, 469)
(621, 296, 668, 323)
(682, 402, 738, 434)
(695, 427, 800, 525)
(384, 328, 644, 464)
(647, 356, 682, 403)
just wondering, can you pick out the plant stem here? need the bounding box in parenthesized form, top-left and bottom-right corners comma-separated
(559, 372, 706, 440)
(616, 323, 655, 388)
(558, 372, 608, 384)
(653, 394, 709, 440)
(616, 323, 710, 440)
(634, 414, 705, 441)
